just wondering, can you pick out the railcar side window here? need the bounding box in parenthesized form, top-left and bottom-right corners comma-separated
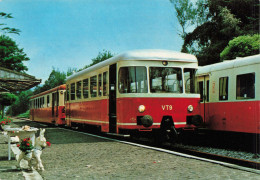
(206, 80, 209, 102)
(150, 67, 183, 93)
(70, 83, 76, 100)
(198, 81, 203, 102)
(76, 81, 82, 99)
(118, 66, 148, 93)
(219, 77, 228, 101)
(236, 73, 255, 100)
(103, 72, 108, 96)
(83, 79, 89, 98)
(98, 74, 102, 96)
(47, 95, 50, 107)
(90, 76, 97, 97)
(42, 97, 45, 107)
(184, 68, 196, 93)
(66, 85, 70, 101)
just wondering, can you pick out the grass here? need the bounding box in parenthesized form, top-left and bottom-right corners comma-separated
(16, 110, 30, 119)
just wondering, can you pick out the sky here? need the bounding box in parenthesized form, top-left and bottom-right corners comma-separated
(0, 0, 183, 84)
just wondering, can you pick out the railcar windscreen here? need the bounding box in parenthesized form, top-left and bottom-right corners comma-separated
(118, 66, 148, 93)
(149, 67, 183, 93)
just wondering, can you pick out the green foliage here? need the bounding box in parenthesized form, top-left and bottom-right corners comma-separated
(82, 50, 114, 70)
(0, 93, 17, 106)
(0, 35, 29, 72)
(220, 34, 260, 60)
(0, 93, 18, 118)
(33, 68, 67, 95)
(16, 110, 30, 119)
(0, 12, 21, 35)
(6, 90, 33, 116)
(171, 0, 259, 65)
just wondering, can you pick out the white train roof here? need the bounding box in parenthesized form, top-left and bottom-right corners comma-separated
(196, 54, 260, 76)
(67, 49, 197, 81)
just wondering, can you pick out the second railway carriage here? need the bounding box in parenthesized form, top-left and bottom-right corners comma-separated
(65, 49, 203, 139)
(30, 84, 66, 125)
(196, 54, 260, 134)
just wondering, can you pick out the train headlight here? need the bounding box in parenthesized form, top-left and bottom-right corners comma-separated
(187, 105, 194, 112)
(138, 105, 146, 113)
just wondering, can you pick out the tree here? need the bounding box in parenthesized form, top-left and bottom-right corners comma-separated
(33, 68, 67, 95)
(0, 93, 17, 118)
(171, 0, 259, 65)
(0, 12, 20, 35)
(220, 34, 260, 60)
(82, 50, 114, 70)
(0, 35, 29, 72)
(170, 0, 209, 40)
(6, 90, 33, 116)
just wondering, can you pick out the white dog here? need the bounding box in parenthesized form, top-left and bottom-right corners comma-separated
(17, 128, 47, 171)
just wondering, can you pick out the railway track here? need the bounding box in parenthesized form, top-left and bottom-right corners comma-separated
(14, 117, 260, 174)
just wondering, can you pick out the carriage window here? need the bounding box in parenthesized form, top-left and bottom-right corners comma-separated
(56, 92, 59, 106)
(66, 85, 70, 101)
(207, 80, 209, 102)
(47, 95, 50, 107)
(83, 79, 89, 98)
(103, 72, 108, 96)
(42, 97, 45, 107)
(119, 66, 148, 93)
(198, 81, 204, 102)
(150, 67, 183, 93)
(184, 68, 196, 93)
(98, 74, 102, 96)
(76, 81, 82, 99)
(219, 77, 228, 100)
(236, 73, 255, 99)
(70, 83, 76, 100)
(90, 76, 97, 97)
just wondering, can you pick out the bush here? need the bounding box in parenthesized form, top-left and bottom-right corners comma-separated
(220, 34, 260, 60)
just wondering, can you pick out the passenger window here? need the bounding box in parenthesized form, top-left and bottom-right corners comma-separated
(90, 76, 97, 97)
(236, 73, 255, 99)
(103, 72, 108, 96)
(66, 85, 70, 101)
(206, 80, 209, 102)
(219, 77, 228, 101)
(198, 81, 203, 102)
(83, 79, 89, 98)
(47, 95, 50, 107)
(76, 81, 82, 99)
(71, 83, 76, 100)
(98, 74, 102, 96)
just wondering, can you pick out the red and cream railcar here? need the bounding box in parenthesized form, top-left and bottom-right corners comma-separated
(65, 49, 203, 138)
(196, 54, 260, 134)
(30, 84, 66, 125)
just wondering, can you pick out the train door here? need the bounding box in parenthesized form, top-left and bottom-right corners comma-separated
(109, 64, 117, 133)
(198, 75, 209, 125)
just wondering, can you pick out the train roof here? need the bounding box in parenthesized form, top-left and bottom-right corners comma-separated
(196, 54, 260, 76)
(30, 84, 66, 99)
(67, 49, 197, 81)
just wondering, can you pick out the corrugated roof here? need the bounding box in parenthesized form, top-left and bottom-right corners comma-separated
(0, 66, 41, 92)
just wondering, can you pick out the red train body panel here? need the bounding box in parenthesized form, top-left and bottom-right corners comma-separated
(116, 97, 201, 130)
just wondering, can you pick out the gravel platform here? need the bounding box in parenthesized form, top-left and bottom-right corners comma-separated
(0, 118, 260, 180)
